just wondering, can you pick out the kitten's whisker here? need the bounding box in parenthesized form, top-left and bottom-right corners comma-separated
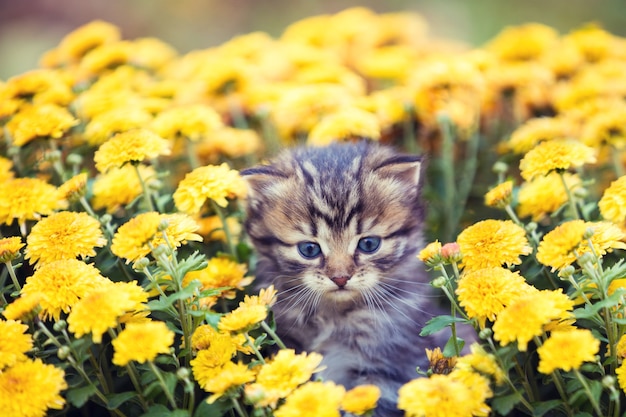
(382, 277, 438, 287)
(379, 282, 442, 301)
(361, 289, 394, 329)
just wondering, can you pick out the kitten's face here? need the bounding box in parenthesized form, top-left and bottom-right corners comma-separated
(242, 142, 424, 306)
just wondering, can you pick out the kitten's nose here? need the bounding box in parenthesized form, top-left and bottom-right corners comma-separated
(331, 276, 350, 288)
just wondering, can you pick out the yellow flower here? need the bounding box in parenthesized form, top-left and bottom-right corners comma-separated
(218, 303, 268, 334)
(151, 104, 224, 141)
(68, 281, 148, 343)
(196, 127, 261, 162)
(457, 220, 532, 271)
(565, 24, 617, 62)
(173, 163, 247, 213)
(203, 361, 256, 403)
(25, 211, 106, 268)
(0, 319, 33, 369)
(0, 177, 65, 227)
(537, 328, 599, 374)
(507, 117, 574, 154)
(0, 236, 25, 263)
(274, 381, 345, 417)
(307, 107, 381, 146)
(617, 362, 626, 394)
(183, 257, 252, 299)
(50, 20, 121, 64)
(78, 42, 132, 77)
(341, 385, 380, 415)
(5, 103, 78, 146)
(3, 69, 74, 108)
(58, 173, 88, 202)
(581, 107, 626, 149)
(190, 324, 239, 353)
(196, 215, 242, 244)
(112, 320, 174, 366)
(426, 347, 457, 375)
(616, 334, 626, 359)
(93, 128, 171, 173)
(190, 336, 237, 388)
(517, 172, 582, 221)
(456, 267, 534, 328)
(455, 343, 506, 385)
(0, 156, 15, 183)
(91, 164, 156, 214)
(398, 373, 490, 417)
(111, 212, 202, 263)
(129, 37, 178, 70)
(246, 349, 324, 407)
(484, 181, 513, 209)
(2, 293, 42, 322)
(493, 289, 574, 351)
(599, 175, 626, 226)
(537, 220, 626, 271)
(21, 259, 110, 321)
(519, 139, 597, 181)
(417, 240, 442, 266)
(84, 107, 154, 146)
(0, 358, 67, 417)
(486, 23, 559, 61)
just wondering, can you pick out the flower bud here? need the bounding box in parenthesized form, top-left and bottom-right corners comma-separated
(57, 345, 71, 360)
(53, 320, 67, 332)
(479, 328, 493, 340)
(441, 242, 462, 264)
(177, 367, 191, 380)
(431, 277, 447, 288)
(492, 161, 509, 174)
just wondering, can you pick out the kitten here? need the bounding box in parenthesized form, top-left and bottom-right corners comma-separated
(241, 141, 454, 416)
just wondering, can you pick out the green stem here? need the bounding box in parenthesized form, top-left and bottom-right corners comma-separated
(260, 321, 286, 349)
(559, 171, 581, 220)
(4, 261, 21, 292)
(148, 361, 178, 409)
(574, 369, 603, 416)
(244, 332, 265, 363)
(134, 164, 155, 212)
(551, 370, 575, 417)
(231, 397, 250, 417)
(185, 138, 201, 170)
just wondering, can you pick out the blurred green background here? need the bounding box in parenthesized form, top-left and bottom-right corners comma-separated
(1, 0, 626, 80)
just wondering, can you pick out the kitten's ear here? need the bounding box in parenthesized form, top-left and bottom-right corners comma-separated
(240, 165, 286, 198)
(374, 155, 423, 186)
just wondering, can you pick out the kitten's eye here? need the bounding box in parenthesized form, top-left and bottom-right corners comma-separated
(297, 241, 322, 259)
(357, 236, 381, 254)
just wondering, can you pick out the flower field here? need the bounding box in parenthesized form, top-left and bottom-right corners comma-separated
(2, 7, 626, 417)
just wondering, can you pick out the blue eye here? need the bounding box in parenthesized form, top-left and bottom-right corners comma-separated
(297, 242, 322, 259)
(357, 236, 381, 253)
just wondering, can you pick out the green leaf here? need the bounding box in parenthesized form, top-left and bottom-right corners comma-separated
(442, 336, 465, 357)
(531, 399, 563, 416)
(490, 392, 522, 415)
(66, 384, 98, 408)
(193, 398, 233, 417)
(106, 391, 137, 409)
(419, 315, 467, 336)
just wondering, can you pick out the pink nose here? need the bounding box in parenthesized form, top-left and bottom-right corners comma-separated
(331, 276, 350, 288)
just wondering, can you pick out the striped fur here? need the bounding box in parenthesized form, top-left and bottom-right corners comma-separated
(242, 142, 451, 416)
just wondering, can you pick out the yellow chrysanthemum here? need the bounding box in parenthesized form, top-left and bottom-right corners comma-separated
(0, 156, 15, 183)
(617, 362, 626, 394)
(493, 289, 574, 351)
(486, 23, 559, 61)
(274, 381, 345, 417)
(196, 127, 261, 162)
(196, 215, 242, 244)
(398, 372, 489, 417)
(2, 293, 42, 322)
(3, 69, 74, 108)
(599, 175, 626, 226)
(84, 107, 154, 146)
(203, 361, 256, 403)
(417, 240, 442, 266)
(0, 319, 33, 369)
(537, 220, 626, 271)
(519, 139, 597, 181)
(0, 358, 67, 417)
(58, 173, 88, 202)
(190, 337, 237, 388)
(616, 334, 626, 359)
(93, 128, 171, 173)
(307, 107, 381, 146)
(173, 163, 247, 213)
(341, 385, 380, 416)
(51, 20, 121, 63)
(111, 212, 202, 263)
(5, 103, 78, 147)
(484, 181, 513, 209)
(457, 220, 532, 271)
(112, 321, 174, 366)
(190, 324, 239, 353)
(129, 37, 178, 70)
(565, 24, 616, 62)
(25, 211, 106, 268)
(456, 267, 534, 328)
(0, 236, 25, 263)
(91, 164, 156, 214)
(247, 349, 324, 407)
(507, 117, 574, 154)
(218, 303, 268, 334)
(68, 281, 148, 343)
(581, 107, 626, 149)
(0, 177, 65, 227)
(426, 347, 457, 375)
(150, 104, 224, 141)
(21, 259, 110, 321)
(517, 172, 582, 221)
(78, 42, 132, 77)
(537, 328, 600, 374)
(455, 343, 506, 385)
(183, 257, 252, 299)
